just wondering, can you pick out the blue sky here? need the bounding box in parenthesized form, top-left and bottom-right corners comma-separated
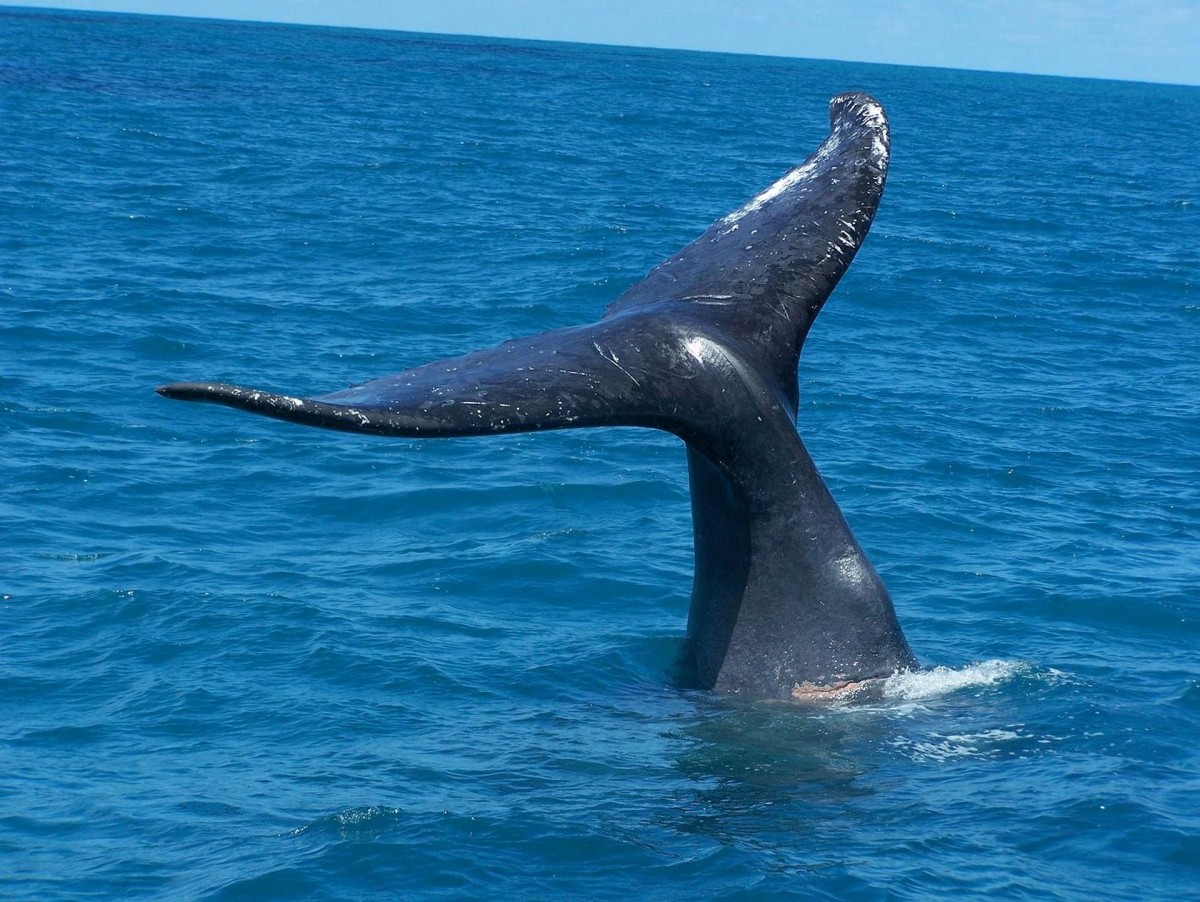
(4, 0, 1199, 85)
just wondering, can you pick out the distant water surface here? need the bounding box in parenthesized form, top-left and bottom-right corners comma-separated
(2, 8, 1198, 899)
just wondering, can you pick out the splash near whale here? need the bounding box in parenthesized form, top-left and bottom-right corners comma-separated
(159, 92, 918, 698)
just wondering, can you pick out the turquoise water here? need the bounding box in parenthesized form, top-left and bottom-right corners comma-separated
(3, 7, 1199, 899)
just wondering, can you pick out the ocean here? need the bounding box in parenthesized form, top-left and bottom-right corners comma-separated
(2, 7, 1197, 899)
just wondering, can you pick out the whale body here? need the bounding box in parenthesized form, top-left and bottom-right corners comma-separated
(159, 92, 918, 698)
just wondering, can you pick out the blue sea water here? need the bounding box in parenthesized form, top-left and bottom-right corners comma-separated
(2, 6, 1199, 898)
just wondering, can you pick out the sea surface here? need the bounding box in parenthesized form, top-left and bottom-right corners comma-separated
(2, 7, 1198, 899)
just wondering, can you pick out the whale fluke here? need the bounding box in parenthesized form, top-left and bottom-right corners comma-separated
(159, 93, 917, 697)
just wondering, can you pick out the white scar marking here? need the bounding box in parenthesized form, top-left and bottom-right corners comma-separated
(721, 96, 888, 234)
(593, 341, 640, 386)
(721, 148, 831, 227)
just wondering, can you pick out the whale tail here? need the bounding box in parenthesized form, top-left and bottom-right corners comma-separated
(158, 93, 916, 696)
(158, 93, 889, 435)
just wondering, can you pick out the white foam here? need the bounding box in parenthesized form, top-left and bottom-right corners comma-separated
(881, 659, 1026, 701)
(897, 727, 1031, 763)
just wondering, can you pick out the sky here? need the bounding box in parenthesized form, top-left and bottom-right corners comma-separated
(3, 0, 1199, 86)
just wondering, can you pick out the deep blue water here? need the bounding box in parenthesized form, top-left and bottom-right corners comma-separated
(3, 7, 1199, 899)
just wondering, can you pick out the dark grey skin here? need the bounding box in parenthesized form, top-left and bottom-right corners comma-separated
(159, 92, 918, 698)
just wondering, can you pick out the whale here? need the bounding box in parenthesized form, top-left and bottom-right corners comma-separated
(158, 92, 918, 699)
